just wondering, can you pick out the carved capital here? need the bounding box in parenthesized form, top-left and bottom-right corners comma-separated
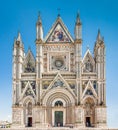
(74, 39, 82, 44)
(36, 39, 43, 44)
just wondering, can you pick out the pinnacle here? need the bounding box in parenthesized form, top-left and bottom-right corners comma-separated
(76, 12, 81, 24)
(96, 29, 104, 46)
(17, 32, 22, 41)
(97, 29, 101, 41)
(37, 11, 42, 24)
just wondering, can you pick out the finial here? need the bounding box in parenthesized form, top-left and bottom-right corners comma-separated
(97, 29, 101, 41)
(57, 8, 61, 17)
(76, 11, 81, 24)
(37, 11, 42, 23)
(17, 32, 21, 41)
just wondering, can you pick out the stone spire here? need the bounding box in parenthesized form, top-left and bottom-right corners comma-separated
(97, 29, 102, 41)
(38, 12, 42, 24)
(96, 29, 104, 46)
(17, 32, 22, 42)
(36, 12, 43, 41)
(76, 12, 81, 25)
(75, 12, 82, 40)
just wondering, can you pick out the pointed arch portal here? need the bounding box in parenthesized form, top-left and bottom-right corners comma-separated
(83, 97, 96, 127)
(42, 87, 75, 126)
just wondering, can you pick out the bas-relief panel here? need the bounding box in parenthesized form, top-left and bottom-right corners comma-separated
(42, 80, 52, 89)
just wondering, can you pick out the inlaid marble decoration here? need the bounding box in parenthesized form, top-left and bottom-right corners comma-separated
(47, 24, 71, 42)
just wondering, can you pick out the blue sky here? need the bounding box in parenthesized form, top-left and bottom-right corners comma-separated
(0, 0, 118, 127)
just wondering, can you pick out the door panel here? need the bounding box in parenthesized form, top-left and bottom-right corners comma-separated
(28, 117, 32, 127)
(55, 111, 63, 127)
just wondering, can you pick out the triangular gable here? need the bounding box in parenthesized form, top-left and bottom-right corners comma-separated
(83, 49, 95, 64)
(24, 49, 35, 73)
(46, 72, 75, 96)
(20, 81, 36, 100)
(82, 49, 95, 73)
(44, 17, 74, 43)
(81, 80, 97, 99)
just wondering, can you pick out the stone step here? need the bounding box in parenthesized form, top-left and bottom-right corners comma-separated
(0, 128, 118, 130)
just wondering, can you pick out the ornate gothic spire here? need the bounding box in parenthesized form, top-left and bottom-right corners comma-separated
(75, 12, 82, 40)
(97, 29, 102, 41)
(76, 12, 81, 25)
(36, 11, 43, 41)
(96, 29, 104, 44)
(37, 11, 42, 24)
(17, 32, 22, 42)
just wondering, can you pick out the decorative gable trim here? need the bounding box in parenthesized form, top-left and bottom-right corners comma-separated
(82, 49, 95, 73)
(82, 49, 95, 64)
(45, 72, 75, 96)
(20, 81, 36, 101)
(81, 80, 98, 99)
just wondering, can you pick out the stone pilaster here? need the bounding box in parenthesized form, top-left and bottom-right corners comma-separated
(74, 106, 85, 128)
(33, 106, 48, 128)
(36, 40, 43, 104)
(12, 106, 25, 128)
(95, 106, 107, 128)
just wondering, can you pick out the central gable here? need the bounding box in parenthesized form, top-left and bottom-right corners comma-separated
(44, 17, 74, 43)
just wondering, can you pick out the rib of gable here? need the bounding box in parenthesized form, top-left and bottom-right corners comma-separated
(44, 72, 75, 96)
(44, 17, 74, 43)
(19, 81, 36, 101)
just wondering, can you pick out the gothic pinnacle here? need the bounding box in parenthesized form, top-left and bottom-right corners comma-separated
(76, 12, 81, 25)
(37, 11, 42, 24)
(17, 32, 22, 42)
(97, 29, 101, 41)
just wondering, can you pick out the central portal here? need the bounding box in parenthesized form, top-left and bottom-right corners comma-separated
(55, 111, 63, 127)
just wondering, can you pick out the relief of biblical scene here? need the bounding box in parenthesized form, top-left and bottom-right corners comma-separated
(42, 80, 52, 89)
(68, 81, 76, 89)
(48, 24, 70, 42)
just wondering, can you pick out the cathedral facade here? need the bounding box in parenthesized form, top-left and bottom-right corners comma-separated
(12, 13, 107, 128)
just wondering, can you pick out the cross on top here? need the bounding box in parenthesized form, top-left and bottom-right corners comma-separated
(57, 8, 61, 17)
